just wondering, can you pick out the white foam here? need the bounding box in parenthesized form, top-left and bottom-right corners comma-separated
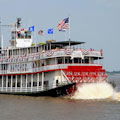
(71, 82, 116, 100)
(112, 92, 120, 101)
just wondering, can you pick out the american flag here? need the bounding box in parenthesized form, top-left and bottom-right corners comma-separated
(57, 17, 69, 31)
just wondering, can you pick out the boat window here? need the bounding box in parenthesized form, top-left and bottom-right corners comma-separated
(41, 60, 45, 66)
(1, 64, 7, 70)
(57, 58, 63, 64)
(17, 31, 31, 39)
(56, 80, 59, 86)
(46, 59, 50, 65)
(68, 58, 72, 63)
(33, 82, 37, 86)
(28, 82, 31, 87)
(65, 57, 72, 64)
(25, 31, 31, 39)
(44, 81, 49, 89)
(17, 82, 20, 87)
(74, 58, 79, 63)
(39, 82, 41, 86)
(42, 63, 44, 66)
(33, 62, 37, 68)
(17, 31, 24, 38)
(85, 59, 89, 63)
(13, 82, 15, 87)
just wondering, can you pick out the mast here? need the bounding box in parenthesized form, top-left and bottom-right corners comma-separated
(68, 16, 71, 48)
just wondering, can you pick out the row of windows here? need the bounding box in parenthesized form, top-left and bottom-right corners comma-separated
(57, 57, 91, 64)
(12, 31, 31, 39)
(32, 57, 93, 68)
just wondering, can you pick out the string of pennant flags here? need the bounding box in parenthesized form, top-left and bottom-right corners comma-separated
(28, 17, 69, 36)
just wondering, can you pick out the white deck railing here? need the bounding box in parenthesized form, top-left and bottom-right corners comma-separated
(0, 87, 42, 93)
(0, 48, 103, 64)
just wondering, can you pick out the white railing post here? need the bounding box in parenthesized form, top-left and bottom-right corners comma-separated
(41, 72, 44, 91)
(20, 75, 22, 92)
(37, 73, 39, 91)
(60, 70, 62, 83)
(15, 75, 17, 92)
(31, 74, 33, 92)
(26, 74, 27, 92)
(6, 76, 8, 92)
(1, 76, 3, 91)
(11, 75, 13, 92)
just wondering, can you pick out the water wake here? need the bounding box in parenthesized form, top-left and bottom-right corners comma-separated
(71, 82, 120, 101)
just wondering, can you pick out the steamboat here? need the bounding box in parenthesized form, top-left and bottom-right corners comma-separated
(0, 18, 107, 97)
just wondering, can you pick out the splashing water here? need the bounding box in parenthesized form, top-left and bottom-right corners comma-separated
(71, 82, 120, 100)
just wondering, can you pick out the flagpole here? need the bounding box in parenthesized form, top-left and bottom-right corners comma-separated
(68, 16, 71, 47)
(65, 30, 67, 41)
(52, 28, 54, 40)
(0, 18, 4, 50)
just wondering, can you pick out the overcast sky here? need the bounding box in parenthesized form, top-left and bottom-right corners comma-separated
(0, 0, 120, 71)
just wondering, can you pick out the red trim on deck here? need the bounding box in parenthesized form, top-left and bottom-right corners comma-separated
(0, 65, 106, 77)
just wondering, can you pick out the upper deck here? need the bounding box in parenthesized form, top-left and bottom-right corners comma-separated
(0, 40, 104, 75)
(0, 40, 103, 64)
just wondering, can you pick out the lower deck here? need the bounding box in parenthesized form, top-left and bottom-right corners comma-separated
(0, 71, 69, 93)
(0, 82, 76, 97)
(0, 65, 108, 93)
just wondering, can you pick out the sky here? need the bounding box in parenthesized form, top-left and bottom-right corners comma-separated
(0, 0, 120, 71)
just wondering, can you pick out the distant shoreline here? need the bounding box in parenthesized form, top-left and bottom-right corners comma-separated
(107, 71, 120, 75)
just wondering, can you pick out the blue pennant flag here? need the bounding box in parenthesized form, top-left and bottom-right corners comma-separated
(48, 28, 53, 34)
(29, 26, 34, 32)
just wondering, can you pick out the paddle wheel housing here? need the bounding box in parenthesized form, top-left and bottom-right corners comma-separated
(64, 66, 108, 84)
